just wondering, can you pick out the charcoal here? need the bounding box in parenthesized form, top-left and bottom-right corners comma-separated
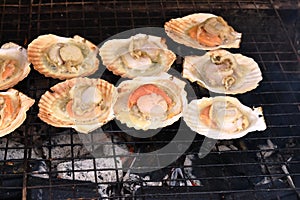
(39, 132, 92, 160)
(27, 176, 99, 199)
(56, 157, 122, 183)
(0, 138, 40, 160)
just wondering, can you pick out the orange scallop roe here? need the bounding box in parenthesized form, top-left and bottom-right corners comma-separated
(128, 84, 172, 108)
(0, 95, 17, 126)
(66, 99, 101, 119)
(188, 26, 222, 47)
(65, 100, 90, 119)
(3, 96, 14, 119)
(2, 60, 16, 80)
(199, 105, 216, 128)
(66, 100, 75, 118)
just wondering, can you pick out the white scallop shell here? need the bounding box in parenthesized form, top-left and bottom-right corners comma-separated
(28, 34, 99, 80)
(99, 34, 176, 78)
(164, 13, 242, 50)
(183, 96, 266, 140)
(0, 89, 35, 137)
(114, 73, 187, 130)
(38, 77, 118, 133)
(183, 49, 263, 94)
(0, 43, 31, 90)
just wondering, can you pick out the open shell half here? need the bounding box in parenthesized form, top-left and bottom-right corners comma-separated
(114, 73, 187, 130)
(0, 43, 31, 90)
(28, 34, 99, 80)
(165, 13, 242, 50)
(99, 34, 176, 78)
(183, 96, 266, 140)
(38, 77, 118, 133)
(0, 89, 35, 137)
(183, 49, 263, 94)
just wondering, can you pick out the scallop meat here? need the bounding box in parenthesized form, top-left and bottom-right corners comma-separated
(183, 49, 263, 94)
(114, 73, 187, 130)
(183, 96, 266, 140)
(99, 34, 176, 78)
(165, 13, 242, 50)
(38, 77, 118, 133)
(0, 43, 31, 90)
(28, 34, 99, 79)
(0, 89, 35, 137)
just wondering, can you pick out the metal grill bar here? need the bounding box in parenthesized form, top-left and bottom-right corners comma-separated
(0, 0, 299, 199)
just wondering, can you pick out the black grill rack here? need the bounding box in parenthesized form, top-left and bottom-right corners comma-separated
(0, 0, 299, 199)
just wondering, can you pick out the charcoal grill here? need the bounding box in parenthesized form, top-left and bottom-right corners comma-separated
(0, 0, 299, 199)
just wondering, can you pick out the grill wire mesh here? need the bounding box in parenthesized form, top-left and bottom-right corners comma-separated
(0, 0, 299, 199)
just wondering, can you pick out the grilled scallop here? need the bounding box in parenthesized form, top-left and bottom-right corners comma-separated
(99, 34, 176, 78)
(0, 43, 31, 90)
(28, 34, 99, 79)
(0, 89, 35, 137)
(183, 49, 263, 94)
(38, 77, 118, 133)
(165, 13, 242, 50)
(114, 73, 187, 130)
(183, 96, 266, 140)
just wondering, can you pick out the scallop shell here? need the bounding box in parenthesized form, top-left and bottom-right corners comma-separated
(0, 43, 31, 90)
(99, 34, 176, 78)
(38, 77, 118, 133)
(114, 73, 187, 130)
(183, 96, 266, 140)
(164, 13, 242, 50)
(0, 89, 35, 137)
(183, 49, 263, 94)
(28, 34, 99, 80)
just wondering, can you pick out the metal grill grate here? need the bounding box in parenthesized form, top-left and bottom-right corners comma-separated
(0, 0, 299, 199)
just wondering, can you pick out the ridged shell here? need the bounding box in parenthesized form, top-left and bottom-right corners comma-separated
(0, 89, 35, 137)
(164, 13, 242, 50)
(28, 34, 99, 80)
(0, 43, 31, 90)
(114, 73, 187, 130)
(99, 34, 176, 78)
(183, 49, 263, 94)
(183, 96, 266, 140)
(38, 77, 118, 133)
